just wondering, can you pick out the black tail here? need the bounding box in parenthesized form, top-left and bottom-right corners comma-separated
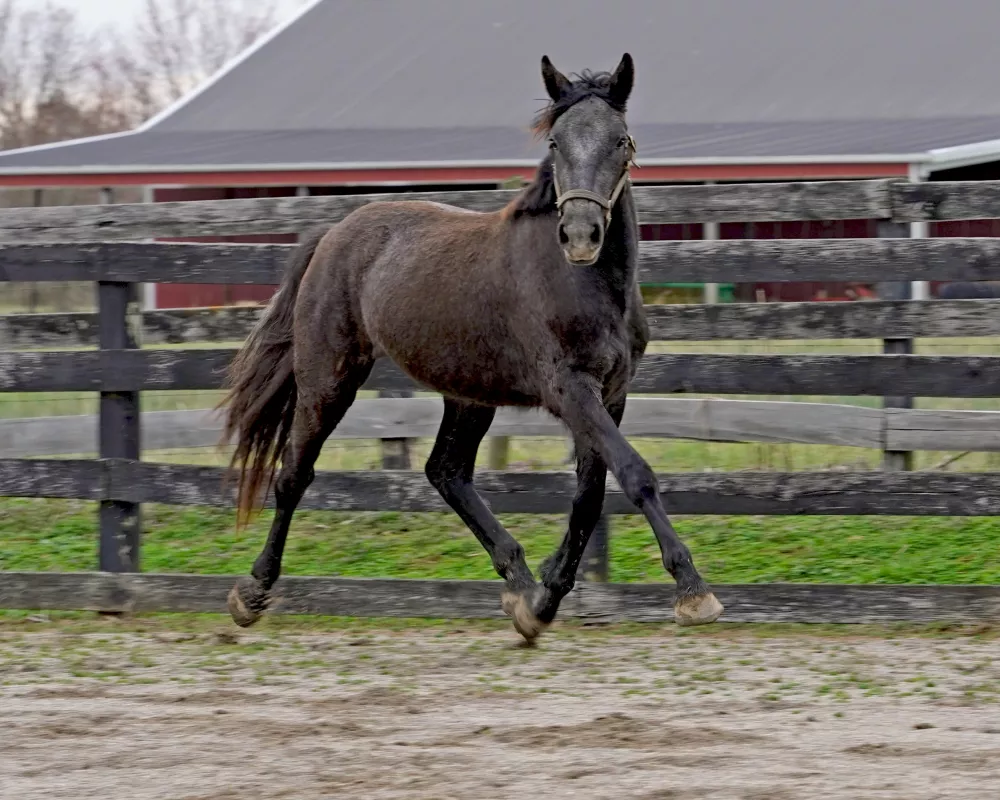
(219, 226, 327, 526)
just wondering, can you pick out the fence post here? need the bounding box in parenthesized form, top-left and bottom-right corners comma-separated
(577, 514, 610, 582)
(876, 220, 914, 471)
(702, 181, 720, 304)
(379, 388, 412, 469)
(98, 279, 141, 572)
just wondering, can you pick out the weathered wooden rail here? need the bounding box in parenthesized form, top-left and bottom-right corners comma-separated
(7, 400, 1000, 457)
(3, 178, 1000, 623)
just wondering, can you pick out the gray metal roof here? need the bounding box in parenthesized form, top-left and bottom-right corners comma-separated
(5, 0, 1000, 170)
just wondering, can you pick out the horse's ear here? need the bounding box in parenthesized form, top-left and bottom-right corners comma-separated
(609, 52, 634, 108)
(541, 55, 571, 102)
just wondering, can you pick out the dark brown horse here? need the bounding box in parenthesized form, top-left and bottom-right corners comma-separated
(221, 53, 723, 640)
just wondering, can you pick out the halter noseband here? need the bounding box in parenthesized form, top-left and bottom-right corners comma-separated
(552, 134, 638, 227)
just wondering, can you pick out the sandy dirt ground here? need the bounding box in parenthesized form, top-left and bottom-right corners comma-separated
(2, 621, 999, 800)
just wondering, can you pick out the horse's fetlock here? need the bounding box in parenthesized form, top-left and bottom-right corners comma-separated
(494, 542, 525, 574)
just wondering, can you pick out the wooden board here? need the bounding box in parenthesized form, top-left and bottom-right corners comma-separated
(2, 571, 999, 624)
(886, 408, 1000, 452)
(19, 401, 1000, 458)
(640, 238, 1000, 283)
(0, 458, 105, 499)
(646, 299, 1000, 340)
(11, 237, 1000, 284)
(0, 397, 887, 457)
(11, 299, 1000, 350)
(0, 242, 287, 284)
(892, 180, 1000, 222)
(6, 350, 1000, 397)
(5, 459, 1000, 515)
(0, 181, 895, 243)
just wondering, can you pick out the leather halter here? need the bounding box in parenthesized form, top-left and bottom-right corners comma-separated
(552, 134, 638, 227)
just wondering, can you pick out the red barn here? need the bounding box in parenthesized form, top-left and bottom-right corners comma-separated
(2, 0, 1000, 305)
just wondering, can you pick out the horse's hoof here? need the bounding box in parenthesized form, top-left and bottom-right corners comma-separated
(501, 589, 550, 643)
(228, 576, 269, 628)
(674, 592, 724, 627)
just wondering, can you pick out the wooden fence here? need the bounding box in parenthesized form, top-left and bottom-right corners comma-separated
(4, 178, 1000, 623)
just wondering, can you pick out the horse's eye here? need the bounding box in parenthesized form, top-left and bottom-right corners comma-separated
(548, 139, 558, 151)
(617, 136, 629, 148)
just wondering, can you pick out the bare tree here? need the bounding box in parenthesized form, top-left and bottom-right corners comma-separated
(111, 0, 281, 122)
(0, 0, 90, 148)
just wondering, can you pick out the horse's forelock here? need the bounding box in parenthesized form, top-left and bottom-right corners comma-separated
(530, 70, 619, 138)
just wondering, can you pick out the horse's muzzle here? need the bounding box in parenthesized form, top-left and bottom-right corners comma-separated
(557, 200, 605, 265)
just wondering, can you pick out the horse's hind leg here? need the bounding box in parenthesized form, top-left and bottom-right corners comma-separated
(228, 365, 369, 627)
(424, 399, 542, 640)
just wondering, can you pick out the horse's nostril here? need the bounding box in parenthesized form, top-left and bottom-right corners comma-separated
(558, 224, 570, 245)
(590, 224, 602, 244)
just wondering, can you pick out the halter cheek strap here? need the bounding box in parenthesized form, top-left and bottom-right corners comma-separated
(553, 135, 638, 227)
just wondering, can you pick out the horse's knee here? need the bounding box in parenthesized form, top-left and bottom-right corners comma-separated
(618, 455, 659, 507)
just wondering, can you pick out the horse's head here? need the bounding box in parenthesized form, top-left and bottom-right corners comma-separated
(537, 53, 635, 266)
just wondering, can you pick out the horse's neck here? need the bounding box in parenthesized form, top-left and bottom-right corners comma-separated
(596, 186, 639, 306)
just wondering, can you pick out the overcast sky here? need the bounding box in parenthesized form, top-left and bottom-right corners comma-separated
(59, 0, 309, 32)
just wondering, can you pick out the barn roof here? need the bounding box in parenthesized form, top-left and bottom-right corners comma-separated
(3, 0, 1000, 181)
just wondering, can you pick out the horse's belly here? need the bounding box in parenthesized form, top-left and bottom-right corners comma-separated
(377, 334, 542, 407)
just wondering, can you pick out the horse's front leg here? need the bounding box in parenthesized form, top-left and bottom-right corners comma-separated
(554, 374, 723, 626)
(534, 399, 622, 621)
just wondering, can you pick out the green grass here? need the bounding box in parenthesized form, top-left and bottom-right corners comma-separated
(2, 499, 999, 585)
(4, 335, 1000, 589)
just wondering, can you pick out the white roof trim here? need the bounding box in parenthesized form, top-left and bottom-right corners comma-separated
(0, 129, 140, 158)
(136, 0, 326, 132)
(0, 154, 927, 176)
(926, 137, 1000, 172)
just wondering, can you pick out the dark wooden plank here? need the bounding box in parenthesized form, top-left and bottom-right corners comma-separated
(9, 299, 1000, 351)
(0, 458, 104, 499)
(630, 179, 891, 224)
(0, 181, 893, 244)
(0, 349, 234, 391)
(893, 180, 1000, 222)
(4, 459, 1000, 515)
(144, 306, 263, 344)
(629, 354, 1000, 397)
(94, 461, 1000, 515)
(9, 237, 1000, 284)
(640, 237, 1000, 283)
(646, 299, 1000, 340)
(3, 571, 999, 623)
(97, 281, 141, 573)
(0, 191, 515, 243)
(0, 242, 288, 284)
(0, 311, 97, 349)
(7, 350, 1000, 397)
